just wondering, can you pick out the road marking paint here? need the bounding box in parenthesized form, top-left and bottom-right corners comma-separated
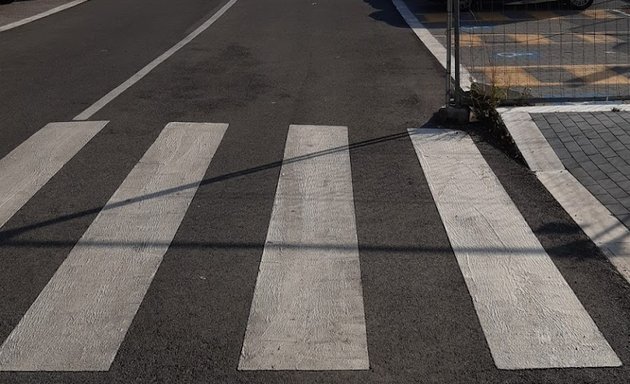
(481, 67, 540, 87)
(0, 0, 89, 33)
(73, 0, 239, 121)
(565, 66, 630, 86)
(421, 13, 447, 24)
(577, 33, 623, 45)
(498, 104, 630, 284)
(408, 128, 621, 370)
(461, 33, 484, 47)
(477, 12, 510, 22)
(0, 122, 227, 371)
(510, 33, 554, 46)
(583, 9, 619, 19)
(391, 0, 474, 91)
(0, 121, 108, 229)
(527, 11, 561, 20)
(239, 125, 369, 371)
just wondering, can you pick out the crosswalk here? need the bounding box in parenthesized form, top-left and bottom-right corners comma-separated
(0, 120, 626, 372)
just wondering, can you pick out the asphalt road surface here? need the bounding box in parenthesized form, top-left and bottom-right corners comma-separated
(2, 0, 630, 383)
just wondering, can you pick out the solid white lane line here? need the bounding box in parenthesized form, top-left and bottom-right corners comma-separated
(391, 0, 473, 91)
(73, 0, 238, 121)
(0, 0, 88, 33)
(0, 122, 228, 371)
(408, 128, 621, 370)
(0, 121, 108, 229)
(239, 125, 369, 371)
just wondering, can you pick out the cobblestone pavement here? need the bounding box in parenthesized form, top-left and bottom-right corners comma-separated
(533, 111, 630, 225)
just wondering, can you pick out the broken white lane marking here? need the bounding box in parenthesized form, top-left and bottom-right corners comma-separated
(408, 128, 620, 370)
(239, 125, 369, 371)
(73, 0, 238, 121)
(0, 122, 227, 371)
(0, 121, 108, 229)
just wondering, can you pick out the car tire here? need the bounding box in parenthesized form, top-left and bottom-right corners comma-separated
(0, 0, 15, 4)
(566, 0, 593, 10)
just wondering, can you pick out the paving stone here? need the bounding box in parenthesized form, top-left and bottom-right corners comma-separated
(590, 154, 608, 165)
(609, 187, 628, 199)
(590, 169, 608, 181)
(599, 179, 619, 190)
(591, 138, 608, 149)
(610, 141, 626, 151)
(597, 193, 620, 206)
(599, 163, 619, 174)
(605, 203, 629, 216)
(600, 147, 618, 159)
(610, 172, 629, 183)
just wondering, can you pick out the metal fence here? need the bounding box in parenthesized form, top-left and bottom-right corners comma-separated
(444, 0, 630, 102)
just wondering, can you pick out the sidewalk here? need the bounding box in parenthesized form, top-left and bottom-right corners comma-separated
(499, 104, 630, 283)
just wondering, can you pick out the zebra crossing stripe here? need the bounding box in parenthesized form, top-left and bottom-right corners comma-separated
(0, 121, 108, 229)
(408, 128, 621, 370)
(239, 125, 369, 371)
(0, 122, 228, 371)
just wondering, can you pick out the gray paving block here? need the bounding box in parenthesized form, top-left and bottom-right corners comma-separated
(600, 147, 618, 159)
(590, 169, 608, 181)
(583, 145, 599, 156)
(587, 184, 608, 196)
(610, 141, 626, 151)
(609, 187, 628, 199)
(599, 179, 619, 190)
(565, 141, 581, 152)
(599, 163, 619, 174)
(582, 161, 599, 172)
(605, 203, 629, 216)
(590, 154, 608, 165)
(572, 152, 589, 162)
(610, 172, 629, 183)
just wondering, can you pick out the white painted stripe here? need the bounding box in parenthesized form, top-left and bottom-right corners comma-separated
(239, 125, 369, 371)
(0, 121, 108, 229)
(408, 128, 620, 370)
(73, 0, 238, 121)
(391, 0, 474, 91)
(0, 0, 88, 33)
(499, 105, 630, 285)
(0, 122, 227, 371)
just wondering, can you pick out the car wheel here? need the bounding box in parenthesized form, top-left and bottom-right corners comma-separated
(566, 0, 593, 10)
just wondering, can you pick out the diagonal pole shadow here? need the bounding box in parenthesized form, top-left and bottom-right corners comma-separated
(0, 129, 426, 241)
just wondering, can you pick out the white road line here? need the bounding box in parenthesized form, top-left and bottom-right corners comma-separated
(0, 0, 88, 33)
(0, 122, 227, 371)
(499, 104, 630, 284)
(408, 128, 621, 370)
(391, 0, 473, 91)
(73, 0, 238, 121)
(0, 121, 108, 229)
(238, 125, 369, 371)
